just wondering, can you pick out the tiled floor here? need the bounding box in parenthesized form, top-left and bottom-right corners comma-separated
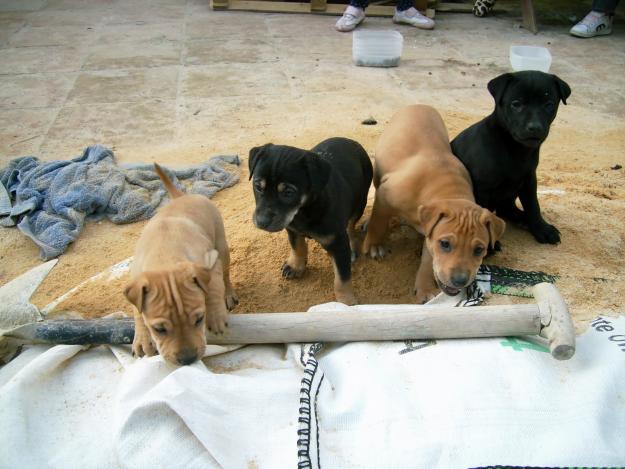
(1, 0, 624, 164)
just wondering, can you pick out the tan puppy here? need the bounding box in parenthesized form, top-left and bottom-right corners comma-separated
(124, 164, 238, 365)
(363, 105, 505, 303)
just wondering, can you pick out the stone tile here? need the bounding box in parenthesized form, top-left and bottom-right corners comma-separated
(185, 0, 227, 19)
(0, 18, 25, 47)
(440, 33, 520, 61)
(185, 37, 277, 65)
(186, 15, 270, 39)
(0, 0, 46, 12)
(94, 21, 183, 45)
(0, 11, 29, 21)
(9, 24, 98, 47)
(181, 64, 290, 99)
(273, 34, 353, 63)
(0, 108, 58, 161)
(25, 9, 101, 27)
(0, 73, 76, 109)
(66, 67, 178, 105)
(392, 58, 508, 91)
(560, 55, 625, 84)
(563, 84, 625, 118)
(286, 62, 397, 96)
(100, 2, 185, 25)
(513, 24, 625, 59)
(40, 100, 177, 159)
(83, 40, 181, 70)
(44, 0, 116, 10)
(0, 45, 87, 74)
(264, 14, 338, 38)
(401, 31, 466, 62)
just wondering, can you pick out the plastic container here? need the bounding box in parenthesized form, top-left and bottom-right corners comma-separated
(353, 30, 403, 68)
(509, 45, 552, 73)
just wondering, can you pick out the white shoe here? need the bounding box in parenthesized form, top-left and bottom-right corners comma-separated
(570, 11, 613, 38)
(336, 6, 365, 32)
(393, 7, 435, 29)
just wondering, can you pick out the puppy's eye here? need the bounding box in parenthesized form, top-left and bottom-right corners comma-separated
(253, 180, 264, 193)
(281, 187, 296, 198)
(473, 246, 485, 257)
(153, 325, 167, 335)
(439, 240, 451, 252)
(544, 101, 555, 111)
(510, 100, 523, 112)
(194, 315, 204, 327)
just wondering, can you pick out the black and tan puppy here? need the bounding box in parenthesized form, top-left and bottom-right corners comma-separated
(249, 137, 373, 305)
(451, 71, 571, 245)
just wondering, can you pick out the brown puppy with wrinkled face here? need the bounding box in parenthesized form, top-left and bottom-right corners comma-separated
(124, 164, 238, 365)
(363, 105, 505, 303)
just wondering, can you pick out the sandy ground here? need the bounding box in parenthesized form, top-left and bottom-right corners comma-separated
(1, 2, 624, 333)
(2, 108, 623, 332)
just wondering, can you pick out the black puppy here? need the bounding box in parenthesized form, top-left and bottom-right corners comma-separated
(249, 137, 373, 305)
(451, 71, 571, 245)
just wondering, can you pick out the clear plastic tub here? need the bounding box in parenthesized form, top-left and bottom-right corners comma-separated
(509, 45, 552, 73)
(353, 30, 403, 68)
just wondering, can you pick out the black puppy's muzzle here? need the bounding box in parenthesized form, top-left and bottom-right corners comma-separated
(253, 210, 285, 232)
(517, 122, 547, 147)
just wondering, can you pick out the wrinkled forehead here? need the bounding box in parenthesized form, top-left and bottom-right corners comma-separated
(433, 212, 489, 240)
(253, 152, 310, 186)
(505, 76, 558, 102)
(143, 272, 204, 317)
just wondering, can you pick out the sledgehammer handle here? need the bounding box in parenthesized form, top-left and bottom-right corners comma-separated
(206, 305, 542, 344)
(10, 305, 542, 345)
(534, 282, 576, 360)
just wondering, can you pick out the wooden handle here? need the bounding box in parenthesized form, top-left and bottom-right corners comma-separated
(9, 304, 542, 345)
(534, 282, 576, 360)
(8, 286, 575, 362)
(206, 304, 542, 344)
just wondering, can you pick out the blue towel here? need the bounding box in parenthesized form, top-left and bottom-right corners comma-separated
(0, 145, 240, 260)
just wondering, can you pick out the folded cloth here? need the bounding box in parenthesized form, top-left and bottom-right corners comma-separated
(0, 145, 240, 260)
(1, 312, 624, 468)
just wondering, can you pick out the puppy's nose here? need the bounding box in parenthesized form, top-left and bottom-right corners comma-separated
(526, 121, 543, 135)
(254, 212, 273, 229)
(176, 351, 198, 366)
(450, 272, 470, 288)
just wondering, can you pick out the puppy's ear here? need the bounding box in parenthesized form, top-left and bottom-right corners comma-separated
(193, 250, 219, 295)
(248, 144, 271, 180)
(552, 74, 571, 105)
(124, 275, 149, 314)
(416, 203, 446, 238)
(306, 154, 332, 194)
(487, 73, 514, 104)
(479, 209, 506, 249)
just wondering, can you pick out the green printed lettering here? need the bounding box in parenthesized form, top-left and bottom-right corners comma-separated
(500, 337, 549, 353)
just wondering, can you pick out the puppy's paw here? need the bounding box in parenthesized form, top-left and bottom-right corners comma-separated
(207, 309, 228, 335)
(281, 262, 305, 279)
(413, 285, 439, 304)
(531, 223, 561, 244)
(225, 290, 239, 311)
(132, 334, 157, 358)
(363, 244, 390, 260)
(335, 291, 358, 306)
(351, 250, 358, 263)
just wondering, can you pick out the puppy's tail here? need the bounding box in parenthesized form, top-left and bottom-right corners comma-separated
(154, 163, 184, 199)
